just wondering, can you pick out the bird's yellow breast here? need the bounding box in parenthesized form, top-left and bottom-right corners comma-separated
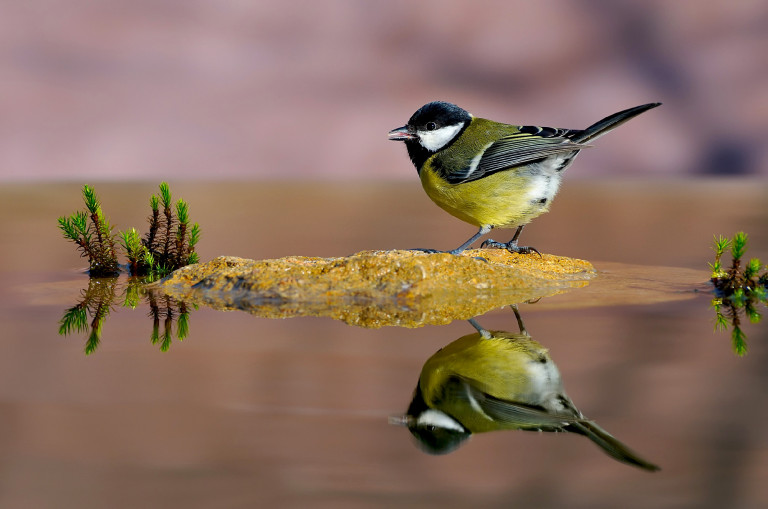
(420, 164, 550, 228)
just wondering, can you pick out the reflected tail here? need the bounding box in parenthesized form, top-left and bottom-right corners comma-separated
(572, 421, 661, 472)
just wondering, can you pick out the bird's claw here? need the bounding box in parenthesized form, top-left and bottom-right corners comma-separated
(410, 248, 444, 254)
(481, 239, 542, 257)
(410, 248, 485, 261)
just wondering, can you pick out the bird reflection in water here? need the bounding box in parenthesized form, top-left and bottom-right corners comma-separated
(391, 306, 660, 471)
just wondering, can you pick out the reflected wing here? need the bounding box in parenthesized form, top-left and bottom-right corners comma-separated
(445, 375, 581, 429)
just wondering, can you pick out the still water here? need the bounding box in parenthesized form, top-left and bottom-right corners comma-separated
(1, 180, 767, 508)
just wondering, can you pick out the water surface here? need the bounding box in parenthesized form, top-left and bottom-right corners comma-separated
(1, 180, 767, 508)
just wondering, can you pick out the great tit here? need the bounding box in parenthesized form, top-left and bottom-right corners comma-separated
(391, 307, 660, 471)
(388, 101, 661, 255)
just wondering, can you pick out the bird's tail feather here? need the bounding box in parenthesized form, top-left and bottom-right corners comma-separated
(572, 420, 661, 472)
(570, 103, 661, 144)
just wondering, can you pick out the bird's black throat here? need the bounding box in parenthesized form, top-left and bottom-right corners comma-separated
(405, 140, 432, 175)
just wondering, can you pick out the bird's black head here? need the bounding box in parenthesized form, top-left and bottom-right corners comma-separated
(406, 101, 472, 133)
(407, 414, 471, 455)
(395, 382, 471, 455)
(388, 101, 472, 171)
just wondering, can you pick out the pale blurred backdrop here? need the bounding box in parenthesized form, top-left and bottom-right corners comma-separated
(1, 4, 768, 508)
(1, 0, 766, 182)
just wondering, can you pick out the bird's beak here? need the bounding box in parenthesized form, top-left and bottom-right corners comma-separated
(388, 414, 414, 427)
(388, 126, 416, 141)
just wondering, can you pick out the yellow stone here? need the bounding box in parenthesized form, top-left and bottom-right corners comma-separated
(158, 250, 595, 328)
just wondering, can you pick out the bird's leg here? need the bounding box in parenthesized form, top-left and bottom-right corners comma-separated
(412, 225, 492, 255)
(449, 225, 492, 255)
(468, 317, 492, 339)
(481, 225, 541, 256)
(510, 304, 529, 336)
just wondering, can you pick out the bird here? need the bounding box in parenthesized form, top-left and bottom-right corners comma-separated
(390, 306, 660, 471)
(388, 101, 661, 255)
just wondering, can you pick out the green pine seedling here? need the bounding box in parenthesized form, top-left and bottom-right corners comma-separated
(62, 182, 202, 278)
(709, 232, 767, 356)
(58, 185, 120, 277)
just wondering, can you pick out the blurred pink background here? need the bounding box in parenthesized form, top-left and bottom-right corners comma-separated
(0, 0, 765, 181)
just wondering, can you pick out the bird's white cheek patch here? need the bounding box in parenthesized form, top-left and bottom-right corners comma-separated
(416, 409, 465, 432)
(418, 123, 464, 152)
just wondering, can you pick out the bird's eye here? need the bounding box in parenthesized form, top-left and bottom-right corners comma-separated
(425, 122, 437, 131)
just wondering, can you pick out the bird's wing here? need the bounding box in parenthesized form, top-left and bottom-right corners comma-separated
(446, 129, 584, 185)
(445, 375, 582, 429)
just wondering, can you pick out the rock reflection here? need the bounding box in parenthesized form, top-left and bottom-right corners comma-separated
(392, 306, 660, 471)
(58, 277, 192, 354)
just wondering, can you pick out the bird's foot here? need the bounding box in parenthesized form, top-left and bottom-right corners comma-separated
(410, 247, 468, 255)
(481, 239, 541, 257)
(410, 248, 445, 254)
(410, 247, 488, 262)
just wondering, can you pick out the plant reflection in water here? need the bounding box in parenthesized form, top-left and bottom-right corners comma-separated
(709, 232, 768, 356)
(58, 276, 193, 354)
(391, 305, 660, 471)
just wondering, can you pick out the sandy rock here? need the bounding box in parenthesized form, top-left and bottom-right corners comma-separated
(159, 249, 595, 328)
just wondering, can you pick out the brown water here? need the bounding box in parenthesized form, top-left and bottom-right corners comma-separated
(1, 180, 767, 508)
